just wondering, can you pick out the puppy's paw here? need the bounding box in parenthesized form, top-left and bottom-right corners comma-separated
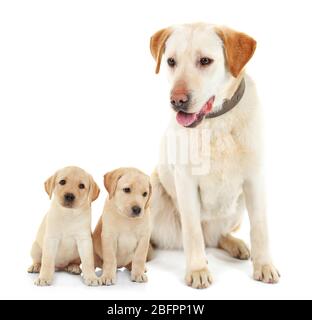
(28, 263, 41, 274)
(131, 272, 148, 283)
(84, 276, 102, 287)
(65, 264, 82, 275)
(253, 263, 280, 284)
(34, 277, 52, 286)
(101, 273, 117, 286)
(185, 267, 213, 289)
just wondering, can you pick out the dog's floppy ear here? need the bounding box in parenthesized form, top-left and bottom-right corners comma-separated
(216, 27, 257, 78)
(150, 28, 172, 74)
(89, 175, 100, 203)
(44, 173, 57, 200)
(145, 183, 152, 210)
(104, 169, 124, 200)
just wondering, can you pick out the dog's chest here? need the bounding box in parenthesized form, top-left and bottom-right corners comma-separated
(116, 233, 138, 267)
(161, 117, 255, 217)
(199, 170, 244, 218)
(55, 237, 79, 267)
(198, 128, 247, 217)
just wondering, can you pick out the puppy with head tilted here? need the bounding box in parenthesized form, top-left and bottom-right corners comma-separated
(93, 168, 152, 285)
(28, 166, 101, 286)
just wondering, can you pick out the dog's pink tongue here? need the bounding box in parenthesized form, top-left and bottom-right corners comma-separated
(176, 111, 197, 127)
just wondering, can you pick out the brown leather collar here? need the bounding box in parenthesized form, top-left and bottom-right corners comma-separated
(205, 79, 246, 119)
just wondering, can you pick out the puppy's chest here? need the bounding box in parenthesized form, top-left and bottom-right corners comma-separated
(116, 232, 139, 267)
(55, 237, 79, 267)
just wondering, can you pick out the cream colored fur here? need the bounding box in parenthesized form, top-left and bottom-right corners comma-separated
(93, 168, 152, 285)
(150, 23, 280, 288)
(28, 166, 101, 286)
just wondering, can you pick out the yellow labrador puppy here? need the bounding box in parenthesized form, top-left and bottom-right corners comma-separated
(93, 168, 152, 285)
(150, 23, 280, 288)
(28, 166, 101, 286)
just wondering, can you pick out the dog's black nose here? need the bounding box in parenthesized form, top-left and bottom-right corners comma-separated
(170, 93, 190, 111)
(64, 193, 75, 202)
(132, 206, 142, 216)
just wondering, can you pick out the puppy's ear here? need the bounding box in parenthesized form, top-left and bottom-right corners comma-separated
(89, 175, 100, 203)
(145, 183, 152, 210)
(150, 28, 172, 74)
(44, 173, 57, 200)
(216, 27, 257, 78)
(104, 169, 124, 200)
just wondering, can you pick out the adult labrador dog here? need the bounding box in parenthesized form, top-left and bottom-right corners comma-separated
(150, 23, 280, 289)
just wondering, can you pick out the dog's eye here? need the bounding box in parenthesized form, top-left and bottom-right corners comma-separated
(167, 58, 176, 68)
(200, 57, 214, 66)
(123, 188, 131, 194)
(143, 192, 148, 198)
(59, 180, 66, 186)
(79, 184, 85, 190)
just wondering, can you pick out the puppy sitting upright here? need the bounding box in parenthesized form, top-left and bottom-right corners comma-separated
(93, 168, 152, 285)
(28, 166, 101, 286)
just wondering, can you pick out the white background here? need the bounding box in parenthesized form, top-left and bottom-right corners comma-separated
(0, 0, 311, 300)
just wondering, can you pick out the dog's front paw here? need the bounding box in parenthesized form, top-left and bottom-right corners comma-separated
(185, 267, 213, 289)
(253, 263, 280, 284)
(83, 276, 102, 287)
(101, 273, 116, 286)
(131, 272, 148, 283)
(34, 277, 52, 286)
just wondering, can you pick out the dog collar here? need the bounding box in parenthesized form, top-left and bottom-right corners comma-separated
(205, 78, 246, 119)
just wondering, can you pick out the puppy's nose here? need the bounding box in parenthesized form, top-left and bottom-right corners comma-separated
(170, 92, 190, 111)
(131, 206, 142, 216)
(64, 193, 75, 202)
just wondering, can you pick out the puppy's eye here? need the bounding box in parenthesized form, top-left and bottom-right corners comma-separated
(167, 58, 176, 68)
(200, 57, 214, 66)
(59, 180, 66, 186)
(143, 192, 148, 198)
(79, 184, 85, 190)
(123, 188, 131, 194)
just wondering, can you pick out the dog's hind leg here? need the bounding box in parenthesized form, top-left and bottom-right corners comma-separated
(218, 234, 250, 260)
(28, 242, 42, 273)
(94, 253, 103, 270)
(28, 263, 41, 274)
(150, 170, 183, 250)
(202, 195, 249, 259)
(64, 259, 82, 275)
(146, 242, 155, 261)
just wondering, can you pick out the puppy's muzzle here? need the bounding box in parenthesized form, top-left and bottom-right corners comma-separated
(64, 193, 76, 203)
